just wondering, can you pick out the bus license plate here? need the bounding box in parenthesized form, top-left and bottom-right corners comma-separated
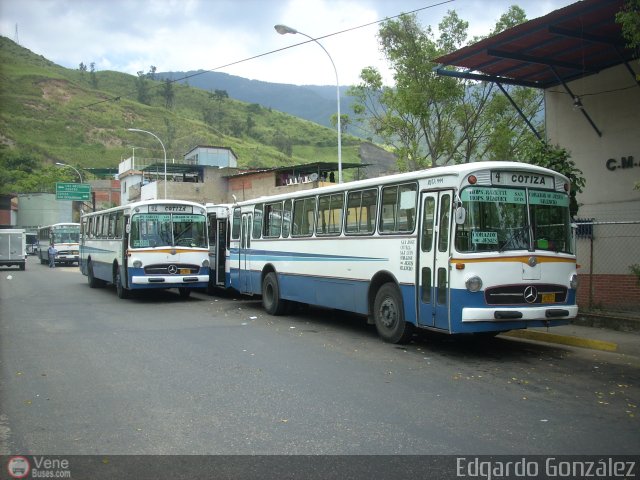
(179, 268, 191, 275)
(542, 293, 555, 303)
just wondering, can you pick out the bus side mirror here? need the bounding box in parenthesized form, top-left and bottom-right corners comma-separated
(455, 206, 466, 225)
(125, 224, 131, 234)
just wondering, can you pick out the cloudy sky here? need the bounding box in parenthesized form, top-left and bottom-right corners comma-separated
(1, 0, 576, 86)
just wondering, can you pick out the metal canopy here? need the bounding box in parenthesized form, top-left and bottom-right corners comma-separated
(432, 0, 637, 138)
(433, 0, 636, 90)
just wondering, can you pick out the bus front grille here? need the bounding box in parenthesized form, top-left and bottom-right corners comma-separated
(485, 284, 567, 305)
(144, 264, 200, 275)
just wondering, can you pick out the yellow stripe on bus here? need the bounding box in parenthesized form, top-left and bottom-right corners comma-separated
(450, 256, 575, 264)
(130, 248, 208, 254)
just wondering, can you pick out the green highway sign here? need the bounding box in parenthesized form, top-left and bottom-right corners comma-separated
(56, 182, 91, 201)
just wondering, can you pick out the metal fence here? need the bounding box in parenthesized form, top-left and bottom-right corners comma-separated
(575, 220, 640, 314)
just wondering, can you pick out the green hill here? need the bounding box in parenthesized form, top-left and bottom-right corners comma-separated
(0, 36, 365, 192)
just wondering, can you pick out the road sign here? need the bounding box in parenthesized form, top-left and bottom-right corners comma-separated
(56, 182, 91, 201)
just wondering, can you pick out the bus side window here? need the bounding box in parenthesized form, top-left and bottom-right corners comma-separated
(438, 194, 451, 252)
(114, 212, 123, 239)
(282, 200, 292, 238)
(252, 204, 263, 239)
(379, 183, 417, 233)
(263, 201, 283, 238)
(292, 197, 315, 237)
(421, 197, 435, 252)
(317, 193, 343, 236)
(231, 208, 241, 240)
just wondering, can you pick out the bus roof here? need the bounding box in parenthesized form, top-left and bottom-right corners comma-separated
(229, 161, 570, 207)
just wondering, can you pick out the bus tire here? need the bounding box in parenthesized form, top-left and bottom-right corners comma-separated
(87, 261, 102, 288)
(262, 272, 287, 316)
(178, 287, 191, 299)
(115, 269, 129, 299)
(373, 283, 414, 344)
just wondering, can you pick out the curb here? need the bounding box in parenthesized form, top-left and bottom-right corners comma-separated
(501, 329, 618, 352)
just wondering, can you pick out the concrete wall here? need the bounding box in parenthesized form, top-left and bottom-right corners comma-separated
(16, 193, 72, 230)
(545, 64, 640, 221)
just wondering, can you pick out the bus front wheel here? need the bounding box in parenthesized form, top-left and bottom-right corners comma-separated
(262, 272, 288, 315)
(373, 283, 414, 344)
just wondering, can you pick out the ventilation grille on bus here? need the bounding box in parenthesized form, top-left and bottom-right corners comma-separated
(484, 284, 567, 305)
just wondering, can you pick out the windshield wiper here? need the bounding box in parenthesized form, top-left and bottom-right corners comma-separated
(498, 226, 528, 252)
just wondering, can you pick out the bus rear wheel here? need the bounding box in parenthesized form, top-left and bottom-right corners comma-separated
(87, 261, 103, 288)
(262, 272, 288, 315)
(373, 283, 414, 344)
(115, 269, 129, 299)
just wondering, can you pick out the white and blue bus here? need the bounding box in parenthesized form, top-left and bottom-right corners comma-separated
(37, 223, 80, 265)
(208, 161, 578, 343)
(79, 200, 210, 299)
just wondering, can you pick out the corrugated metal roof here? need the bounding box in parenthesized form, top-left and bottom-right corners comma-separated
(433, 0, 636, 89)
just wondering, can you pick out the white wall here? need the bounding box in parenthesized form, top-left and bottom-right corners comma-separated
(545, 64, 640, 221)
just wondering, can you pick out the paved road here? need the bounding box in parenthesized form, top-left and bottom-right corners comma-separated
(1, 256, 639, 456)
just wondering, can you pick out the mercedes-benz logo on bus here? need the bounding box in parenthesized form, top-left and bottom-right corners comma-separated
(524, 285, 538, 303)
(168, 265, 178, 274)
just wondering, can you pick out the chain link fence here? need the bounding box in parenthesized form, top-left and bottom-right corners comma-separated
(575, 220, 640, 315)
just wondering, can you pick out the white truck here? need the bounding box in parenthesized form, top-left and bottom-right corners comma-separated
(0, 229, 27, 270)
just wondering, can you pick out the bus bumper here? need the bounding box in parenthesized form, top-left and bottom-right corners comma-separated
(131, 275, 209, 285)
(461, 305, 578, 322)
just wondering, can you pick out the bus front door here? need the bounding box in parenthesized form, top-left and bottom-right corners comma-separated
(239, 213, 252, 294)
(418, 190, 452, 330)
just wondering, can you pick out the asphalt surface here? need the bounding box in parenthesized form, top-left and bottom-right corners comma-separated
(1, 257, 639, 463)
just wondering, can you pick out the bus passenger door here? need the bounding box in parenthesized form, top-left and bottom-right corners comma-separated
(216, 219, 227, 286)
(239, 213, 252, 294)
(418, 190, 453, 330)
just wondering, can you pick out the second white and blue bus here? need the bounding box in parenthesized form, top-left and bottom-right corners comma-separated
(37, 223, 80, 265)
(79, 200, 210, 299)
(207, 161, 578, 343)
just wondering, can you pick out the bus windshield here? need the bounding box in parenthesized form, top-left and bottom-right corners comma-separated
(130, 213, 207, 248)
(53, 226, 80, 244)
(455, 186, 573, 254)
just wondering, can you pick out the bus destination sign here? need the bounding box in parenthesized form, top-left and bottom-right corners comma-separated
(491, 171, 554, 189)
(149, 204, 193, 213)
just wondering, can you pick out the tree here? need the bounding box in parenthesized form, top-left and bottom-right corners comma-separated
(135, 71, 151, 105)
(148, 65, 157, 80)
(616, 0, 640, 59)
(519, 141, 586, 217)
(89, 62, 98, 88)
(349, 8, 543, 171)
(330, 113, 350, 134)
(160, 78, 175, 110)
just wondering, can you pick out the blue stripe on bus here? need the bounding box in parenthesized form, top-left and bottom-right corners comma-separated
(229, 248, 387, 263)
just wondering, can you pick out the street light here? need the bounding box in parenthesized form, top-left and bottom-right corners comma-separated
(55, 162, 83, 183)
(127, 128, 167, 199)
(275, 24, 342, 183)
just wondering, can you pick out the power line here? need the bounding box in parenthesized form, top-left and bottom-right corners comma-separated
(81, 1, 454, 109)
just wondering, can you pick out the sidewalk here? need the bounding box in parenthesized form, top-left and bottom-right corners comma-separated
(500, 311, 640, 357)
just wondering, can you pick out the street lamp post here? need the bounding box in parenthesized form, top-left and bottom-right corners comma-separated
(274, 24, 342, 183)
(55, 162, 83, 183)
(127, 128, 167, 199)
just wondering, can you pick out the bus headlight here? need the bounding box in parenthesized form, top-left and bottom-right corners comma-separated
(202, 259, 210, 268)
(133, 260, 143, 269)
(570, 274, 578, 289)
(465, 275, 483, 292)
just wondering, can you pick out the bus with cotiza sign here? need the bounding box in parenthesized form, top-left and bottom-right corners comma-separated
(80, 200, 210, 299)
(207, 161, 578, 343)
